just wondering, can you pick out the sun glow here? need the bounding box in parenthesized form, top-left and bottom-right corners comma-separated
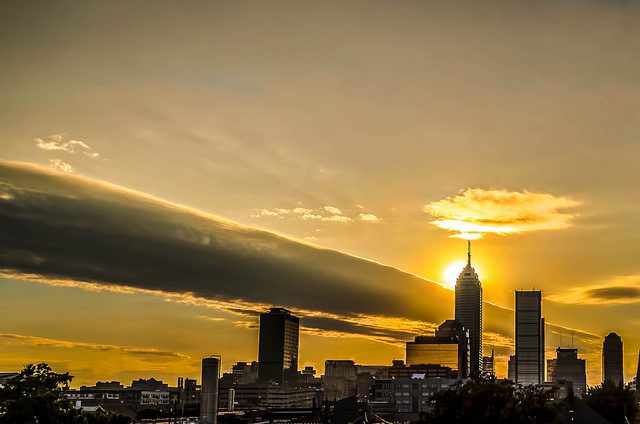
(442, 260, 482, 289)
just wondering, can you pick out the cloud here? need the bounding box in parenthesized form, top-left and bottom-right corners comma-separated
(251, 208, 279, 218)
(0, 161, 599, 362)
(588, 287, 640, 299)
(424, 188, 581, 240)
(0, 333, 189, 359)
(546, 274, 640, 305)
(323, 206, 342, 215)
(321, 215, 352, 223)
(196, 315, 226, 322)
(359, 213, 379, 222)
(49, 159, 74, 173)
(252, 205, 353, 223)
(35, 134, 100, 159)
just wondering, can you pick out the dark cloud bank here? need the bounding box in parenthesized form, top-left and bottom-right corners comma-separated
(0, 161, 593, 349)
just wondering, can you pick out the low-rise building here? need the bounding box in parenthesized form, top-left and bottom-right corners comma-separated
(322, 360, 358, 401)
(217, 384, 319, 410)
(372, 374, 458, 422)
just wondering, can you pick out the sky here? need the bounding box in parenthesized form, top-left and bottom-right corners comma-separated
(1, 0, 639, 387)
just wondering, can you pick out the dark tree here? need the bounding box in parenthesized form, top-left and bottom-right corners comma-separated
(0, 363, 131, 424)
(583, 380, 638, 424)
(0, 363, 78, 424)
(79, 410, 132, 424)
(418, 376, 562, 424)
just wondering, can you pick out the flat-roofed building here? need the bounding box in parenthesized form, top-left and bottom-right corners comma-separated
(406, 320, 470, 379)
(217, 384, 318, 410)
(323, 360, 357, 401)
(258, 308, 300, 385)
(372, 374, 458, 422)
(547, 348, 586, 396)
(515, 290, 545, 385)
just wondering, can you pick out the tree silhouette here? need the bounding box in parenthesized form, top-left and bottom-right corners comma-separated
(418, 376, 562, 424)
(0, 363, 77, 424)
(0, 363, 131, 424)
(583, 380, 638, 424)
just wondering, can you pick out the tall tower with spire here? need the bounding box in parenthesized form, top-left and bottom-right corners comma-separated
(455, 240, 483, 374)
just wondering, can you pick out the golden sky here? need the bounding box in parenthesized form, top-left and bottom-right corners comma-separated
(1, 1, 639, 387)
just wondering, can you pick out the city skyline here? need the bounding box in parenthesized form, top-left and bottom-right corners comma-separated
(1, 0, 640, 390)
(0, 161, 638, 388)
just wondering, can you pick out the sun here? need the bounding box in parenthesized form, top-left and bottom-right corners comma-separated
(443, 261, 466, 289)
(442, 260, 482, 289)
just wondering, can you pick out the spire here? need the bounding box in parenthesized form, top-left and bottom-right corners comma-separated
(467, 239, 471, 266)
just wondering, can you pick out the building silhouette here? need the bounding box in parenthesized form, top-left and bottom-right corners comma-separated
(323, 360, 358, 400)
(602, 332, 623, 386)
(482, 350, 495, 377)
(515, 290, 545, 385)
(405, 320, 470, 379)
(508, 355, 516, 381)
(547, 348, 586, 395)
(636, 350, 640, 389)
(455, 241, 483, 374)
(258, 307, 300, 385)
(200, 356, 220, 424)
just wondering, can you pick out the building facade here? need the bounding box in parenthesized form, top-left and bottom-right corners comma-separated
(455, 242, 483, 374)
(482, 350, 495, 377)
(602, 332, 623, 386)
(200, 356, 220, 424)
(508, 355, 516, 382)
(547, 348, 586, 395)
(371, 375, 458, 422)
(406, 320, 470, 380)
(258, 307, 300, 385)
(636, 350, 640, 390)
(217, 384, 318, 410)
(515, 290, 545, 385)
(322, 360, 358, 401)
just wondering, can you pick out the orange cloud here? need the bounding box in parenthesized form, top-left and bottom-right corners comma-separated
(0, 333, 189, 359)
(424, 188, 581, 239)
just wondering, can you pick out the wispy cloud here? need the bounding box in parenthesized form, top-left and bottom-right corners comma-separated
(49, 159, 74, 173)
(196, 315, 226, 322)
(35, 134, 100, 159)
(424, 188, 581, 240)
(252, 205, 355, 223)
(0, 333, 189, 359)
(546, 274, 640, 305)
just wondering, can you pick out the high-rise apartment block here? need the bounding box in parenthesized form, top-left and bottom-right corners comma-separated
(258, 307, 300, 385)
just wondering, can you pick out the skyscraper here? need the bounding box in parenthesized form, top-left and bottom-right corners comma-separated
(515, 290, 545, 385)
(258, 307, 300, 385)
(455, 241, 483, 374)
(602, 332, 623, 386)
